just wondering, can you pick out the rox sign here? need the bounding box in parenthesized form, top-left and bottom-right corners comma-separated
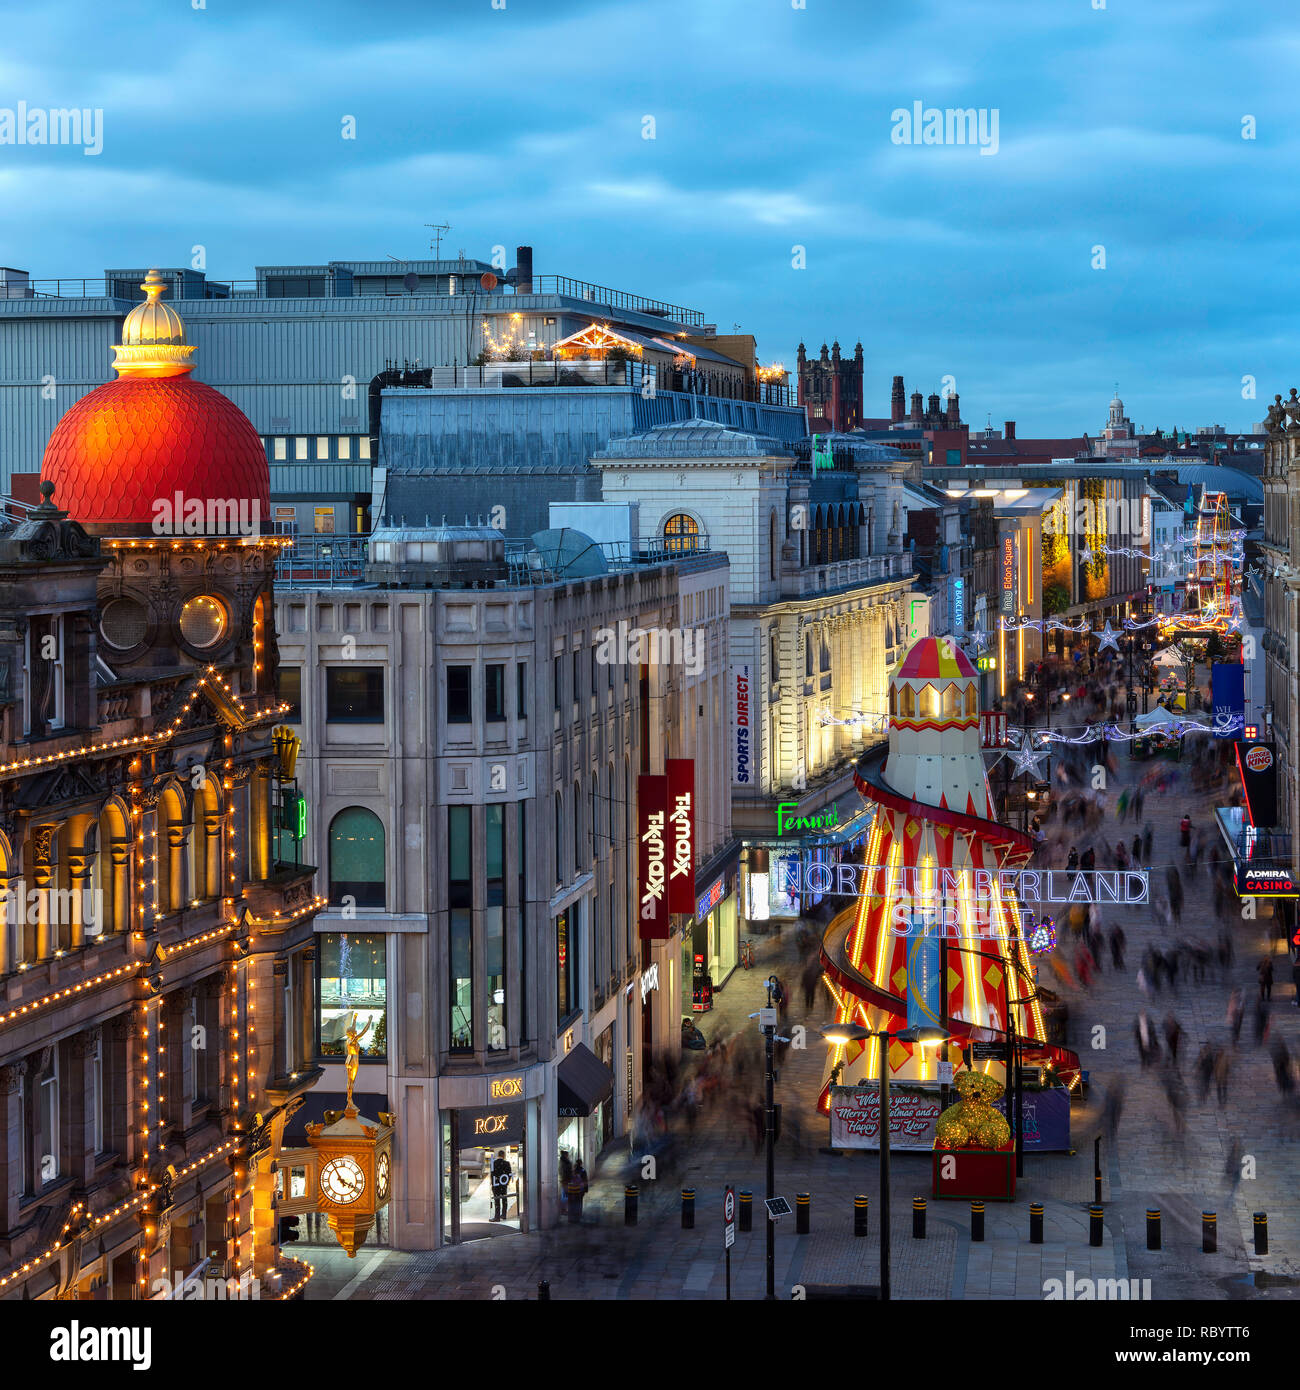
(638, 760, 696, 939)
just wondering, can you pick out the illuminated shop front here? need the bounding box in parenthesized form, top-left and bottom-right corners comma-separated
(743, 807, 874, 923)
(443, 1100, 527, 1243)
(680, 869, 739, 1015)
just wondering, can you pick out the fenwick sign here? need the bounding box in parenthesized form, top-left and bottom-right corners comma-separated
(776, 801, 838, 836)
(778, 861, 1149, 907)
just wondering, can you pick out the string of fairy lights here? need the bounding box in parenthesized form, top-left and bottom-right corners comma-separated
(0, 660, 326, 1299)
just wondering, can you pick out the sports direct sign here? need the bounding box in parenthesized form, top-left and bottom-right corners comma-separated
(732, 663, 753, 785)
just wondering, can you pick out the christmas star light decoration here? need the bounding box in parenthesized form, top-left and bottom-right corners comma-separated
(1010, 737, 1048, 779)
(1096, 620, 1121, 654)
(968, 623, 989, 653)
(1080, 547, 1093, 565)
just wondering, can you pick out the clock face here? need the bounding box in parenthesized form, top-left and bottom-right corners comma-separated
(320, 1156, 366, 1206)
(376, 1151, 391, 1202)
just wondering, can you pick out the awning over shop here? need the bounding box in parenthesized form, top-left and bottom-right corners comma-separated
(282, 1089, 388, 1146)
(557, 1043, 614, 1117)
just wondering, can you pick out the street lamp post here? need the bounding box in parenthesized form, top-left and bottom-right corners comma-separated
(763, 976, 777, 1301)
(823, 1021, 948, 1302)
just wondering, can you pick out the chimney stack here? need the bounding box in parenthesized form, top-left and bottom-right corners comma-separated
(946, 392, 960, 427)
(891, 375, 905, 423)
(910, 390, 923, 425)
(1004, 420, 1015, 441)
(515, 245, 533, 295)
(927, 392, 941, 422)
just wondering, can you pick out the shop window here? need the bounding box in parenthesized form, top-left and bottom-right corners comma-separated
(314, 507, 336, 534)
(328, 807, 385, 908)
(326, 666, 384, 723)
(318, 932, 387, 1058)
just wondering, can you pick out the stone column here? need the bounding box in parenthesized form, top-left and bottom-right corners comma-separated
(108, 835, 131, 934)
(67, 846, 90, 950)
(30, 825, 56, 960)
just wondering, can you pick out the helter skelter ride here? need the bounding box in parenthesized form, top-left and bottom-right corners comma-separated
(818, 636, 1081, 1113)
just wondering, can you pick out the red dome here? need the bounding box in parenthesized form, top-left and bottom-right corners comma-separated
(42, 375, 270, 528)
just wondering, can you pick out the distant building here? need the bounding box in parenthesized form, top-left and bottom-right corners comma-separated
(796, 341, 864, 433)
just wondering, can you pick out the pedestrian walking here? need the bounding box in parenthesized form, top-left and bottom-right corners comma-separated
(1214, 1051, 1232, 1106)
(1272, 1038, 1294, 1097)
(1143, 823, 1153, 862)
(1067, 846, 1079, 871)
(558, 1149, 573, 1214)
(1081, 846, 1096, 872)
(1163, 1013, 1183, 1067)
(1253, 996, 1270, 1047)
(1224, 1135, 1243, 1194)
(1227, 988, 1245, 1045)
(1195, 1044, 1215, 1104)
(1131, 833, 1142, 865)
(1109, 923, 1126, 971)
(1291, 955, 1300, 1008)
(1259, 955, 1274, 1001)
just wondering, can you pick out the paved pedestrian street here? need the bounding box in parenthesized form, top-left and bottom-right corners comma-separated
(303, 726, 1300, 1303)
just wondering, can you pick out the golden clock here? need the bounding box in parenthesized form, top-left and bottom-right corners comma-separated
(320, 1155, 366, 1206)
(376, 1151, 391, 1203)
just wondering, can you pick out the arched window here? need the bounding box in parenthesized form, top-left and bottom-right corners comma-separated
(573, 779, 583, 878)
(919, 683, 940, 719)
(328, 807, 385, 908)
(193, 778, 221, 901)
(941, 685, 960, 717)
(663, 513, 700, 554)
(98, 802, 130, 936)
(899, 685, 916, 717)
(158, 786, 188, 915)
(964, 686, 978, 717)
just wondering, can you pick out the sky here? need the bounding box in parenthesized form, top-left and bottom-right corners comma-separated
(1, 0, 1295, 435)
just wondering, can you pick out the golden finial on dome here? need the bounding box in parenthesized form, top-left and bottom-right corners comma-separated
(112, 268, 196, 378)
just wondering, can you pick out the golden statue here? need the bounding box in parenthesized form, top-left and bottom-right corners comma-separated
(935, 1068, 1011, 1150)
(343, 1016, 370, 1110)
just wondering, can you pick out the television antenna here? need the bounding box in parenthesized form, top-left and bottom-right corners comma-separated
(424, 222, 451, 258)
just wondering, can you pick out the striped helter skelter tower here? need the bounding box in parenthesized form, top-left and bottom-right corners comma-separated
(818, 636, 1077, 1108)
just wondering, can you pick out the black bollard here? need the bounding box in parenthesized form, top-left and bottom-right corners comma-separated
(1029, 1202, 1044, 1245)
(971, 1200, 985, 1242)
(1094, 1136, 1103, 1204)
(624, 1184, 639, 1228)
(538, 1280, 550, 1301)
(1202, 1211, 1216, 1254)
(854, 1195, 869, 1238)
(738, 1189, 752, 1233)
(1254, 1212, 1268, 1255)
(681, 1187, 695, 1230)
(1146, 1208, 1161, 1251)
(796, 1193, 810, 1234)
(912, 1196, 927, 1239)
(1089, 1203, 1104, 1247)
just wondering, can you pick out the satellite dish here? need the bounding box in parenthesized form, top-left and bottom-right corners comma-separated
(402, 271, 419, 292)
(480, 271, 499, 291)
(529, 528, 609, 578)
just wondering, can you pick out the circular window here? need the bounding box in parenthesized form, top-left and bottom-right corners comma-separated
(100, 597, 148, 650)
(179, 595, 228, 649)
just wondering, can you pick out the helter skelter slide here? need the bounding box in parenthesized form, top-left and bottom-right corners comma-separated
(817, 637, 1081, 1113)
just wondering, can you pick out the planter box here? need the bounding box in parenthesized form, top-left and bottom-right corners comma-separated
(931, 1144, 1016, 1201)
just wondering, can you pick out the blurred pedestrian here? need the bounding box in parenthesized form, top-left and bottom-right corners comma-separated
(1131, 833, 1142, 865)
(1227, 988, 1244, 1045)
(1272, 1037, 1294, 1097)
(1214, 1050, 1232, 1105)
(1195, 1044, 1215, 1104)
(1109, 924, 1126, 970)
(1163, 1013, 1183, 1067)
(1258, 955, 1274, 1002)
(1253, 996, 1270, 1047)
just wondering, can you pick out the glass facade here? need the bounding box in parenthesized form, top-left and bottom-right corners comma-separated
(318, 932, 387, 1057)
